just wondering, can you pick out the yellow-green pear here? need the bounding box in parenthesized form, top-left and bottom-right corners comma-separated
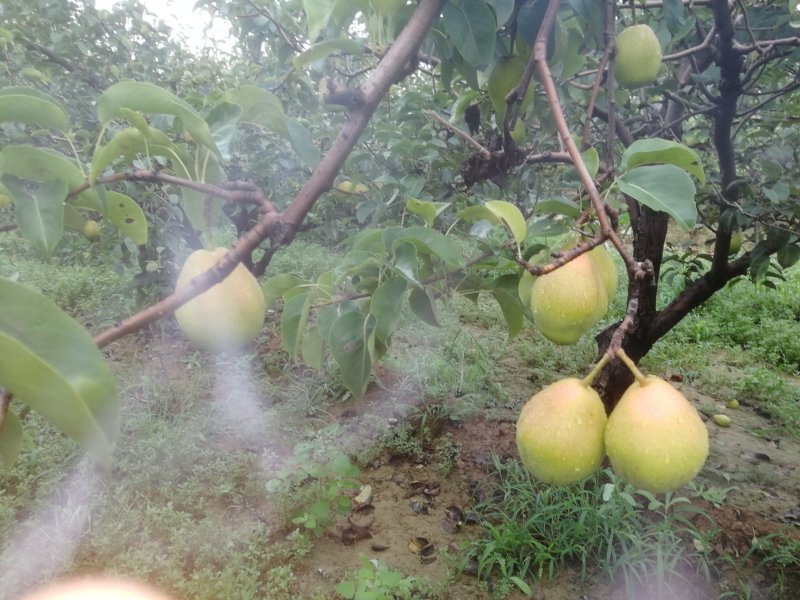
(531, 253, 608, 345)
(605, 350, 709, 493)
(614, 24, 662, 89)
(83, 220, 101, 241)
(174, 248, 266, 351)
(588, 244, 618, 300)
(728, 231, 742, 255)
(516, 357, 609, 485)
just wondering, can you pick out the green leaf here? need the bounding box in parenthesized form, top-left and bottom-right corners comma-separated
(777, 244, 800, 269)
(0, 87, 70, 130)
(4, 177, 66, 256)
(392, 241, 420, 284)
(104, 191, 148, 245)
(486, 200, 527, 244)
(206, 101, 242, 162)
(224, 85, 289, 137)
(620, 138, 706, 185)
(97, 82, 220, 158)
(281, 291, 315, 360)
(328, 311, 375, 399)
(510, 576, 532, 595)
(408, 287, 439, 327)
(0, 279, 118, 466)
(487, 0, 514, 26)
(335, 581, 356, 599)
(459, 205, 502, 225)
(616, 164, 697, 230)
(293, 39, 364, 68)
(491, 288, 524, 339)
(443, 0, 497, 68)
(533, 198, 582, 218)
(301, 326, 325, 370)
(0, 408, 23, 470)
(90, 127, 178, 183)
(0, 144, 84, 185)
(369, 277, 408, 343)
(389, 226, 465, 268)
(405, 197, 449, 227)
(263, 274, 308, 308)
(287, 118, 321, 168)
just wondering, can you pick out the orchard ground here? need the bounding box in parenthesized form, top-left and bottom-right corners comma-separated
(1, 233, 799, 600)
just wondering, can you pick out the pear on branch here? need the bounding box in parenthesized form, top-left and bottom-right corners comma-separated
(605, 349, 709, 493)
(516, 356, 610, 485)
(174, 248, 266, 351)
(530, 243, 617, 345)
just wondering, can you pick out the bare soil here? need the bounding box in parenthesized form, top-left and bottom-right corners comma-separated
(286, 371, 800, 599)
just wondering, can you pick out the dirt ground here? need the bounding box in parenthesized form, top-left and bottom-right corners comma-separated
(284, 367, 800, 599)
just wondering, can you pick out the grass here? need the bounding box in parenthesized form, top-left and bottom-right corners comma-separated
(644, 265, 800, 437)
(465, 457, 715, 598)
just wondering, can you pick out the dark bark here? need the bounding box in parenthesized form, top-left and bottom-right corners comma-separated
(593, 0, 750, 412)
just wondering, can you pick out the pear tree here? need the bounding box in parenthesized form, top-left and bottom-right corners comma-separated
(0, 0, 799, 466)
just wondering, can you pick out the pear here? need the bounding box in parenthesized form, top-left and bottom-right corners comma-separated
(83, 220, 101, 241)
(174, 248, 266, 351)
(614, 24, 662, 89)
(605, 350, 709, 493)
(588, 244, 618, 300)
(516, 356, 609, 485)
(531, 252, 608, 345)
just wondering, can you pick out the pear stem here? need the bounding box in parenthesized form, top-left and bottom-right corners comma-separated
(581, 353, 611, 387)
(616, 348, 648, 385)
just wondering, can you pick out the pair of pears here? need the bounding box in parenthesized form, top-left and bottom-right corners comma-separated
(516, 352, 709, 493)
(531, 244, 618, 345)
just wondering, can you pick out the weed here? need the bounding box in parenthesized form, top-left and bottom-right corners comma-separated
(382, 423, 424, 459)
(265, 424, 361, 536)
(433, 433, 461, 477)
(755, 535, 800, 599)
(466, 456, 714, 598)
(335, 555, 433, 600)
(688, 481, 738, 508)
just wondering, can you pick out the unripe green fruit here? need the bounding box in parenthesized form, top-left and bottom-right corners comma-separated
(531, 252, 609, 345)
(728, 231, 742, 255)
(83, 220, 101, 241)
(605, 364, 709, 493)
(174, 248, 266, 351)
(615, 24, 662, 89)
(0, 194, 12, 209)
(713, 414, 732, 427)
(517, 377, 607, 485)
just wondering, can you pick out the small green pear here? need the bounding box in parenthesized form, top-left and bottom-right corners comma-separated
(713, 414, 732, 427)
(83, 220, 101, 241)
(615, 24, 662, 89)
(516, 357, 609, 485)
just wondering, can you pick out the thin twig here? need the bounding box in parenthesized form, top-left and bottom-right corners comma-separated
(424, 110, 491, 159)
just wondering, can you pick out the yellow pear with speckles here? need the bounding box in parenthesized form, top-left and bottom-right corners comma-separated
(516, 358, 609, 485)
(605, 350, 709, 493)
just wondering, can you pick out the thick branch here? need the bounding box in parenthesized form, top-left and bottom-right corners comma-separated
(92, 0, 447, 347)
(280, 0, 447, 232)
